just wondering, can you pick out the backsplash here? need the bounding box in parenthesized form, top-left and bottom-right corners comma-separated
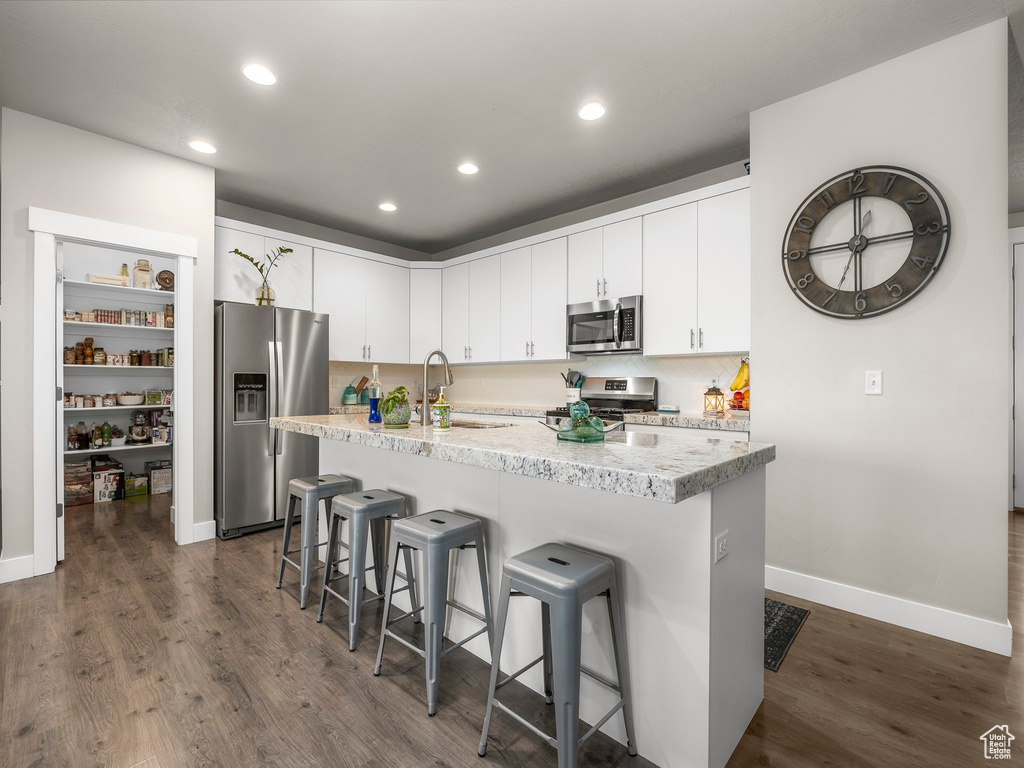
(330, 354, 746, 413)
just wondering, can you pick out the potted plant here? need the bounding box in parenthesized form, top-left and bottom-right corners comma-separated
(230, 245, 293, 306)
(381, 386, 411, 429)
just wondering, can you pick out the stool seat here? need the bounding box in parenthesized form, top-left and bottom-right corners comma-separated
(392, 509, 482, 550)
(504, 543, 614, 599)
(288, 474, 354, 498)
(332, 489, 406, 515)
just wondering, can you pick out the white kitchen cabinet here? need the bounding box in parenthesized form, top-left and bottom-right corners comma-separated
(265, 237, 313, 311)
(696, 188, 750, 354)
(530, 237, 568, 360)
(500, 247, 532, 361)
(409, 269, 442, 363)
(468, 255, 501, 362)
(442, 262, 470, 362)
(214, 226, 264, 305)
(601, 217, 643, 299)
(313, 248, 366, 361)
(643, 203, 698, 356)
(566, 227, 603, 304)
(365, 260, 410, 364)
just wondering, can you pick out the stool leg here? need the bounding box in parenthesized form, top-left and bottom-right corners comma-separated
(478, 573, 512, 757)
(423, 545, 449, 716)
(347, 511, 370, 651)
(541, 602, 554, 704)
(607, 581, 638, 757)
(373, 534, 402, 676)
(402, 542, 420, 624)
(551, 599, 583, 768)
(299, 494, 317, 609)
(317, 512, 341, 623)
(369, 517, 388, 594)
(474, 540, 495, 653)
(276, 495, 296, 589)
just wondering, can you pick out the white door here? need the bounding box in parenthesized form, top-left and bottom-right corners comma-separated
(643, 203, 698, 356)
(313, 248, 366, 361)
(214, 226, 264, 304)
(442, 262, 471, 362)
(500, 247, 532, 361)
(265, 237, 313, 311)
(531, 237, 568, 361)
(567, 228, 603, 304)
(697, 189, 750, 354)
(1015, 244, 1024, 507)
(409, 269, 442, 363)
(365, 260, 410, 363)
(602, 217, 643, 299)
(469, 255, 502, 362)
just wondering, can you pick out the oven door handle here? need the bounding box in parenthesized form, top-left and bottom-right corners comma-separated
(613, 303, 622, 349)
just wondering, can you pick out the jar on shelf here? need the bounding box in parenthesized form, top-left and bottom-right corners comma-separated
(102, 393, 116, 408)
(100, 422, 112, 446)
(165, 304, 174, 329)
(67, 425, 77, 451)
(133, 259, 153, 290)
(64, 346, 75, 364)
(141, 350, 152, 366)
(130, 350, 140, 366)
(83, 337, 94, 365)
(93, 347, 106, 366)
(83, 395, 95, 408)
(75, 342, 85, 364)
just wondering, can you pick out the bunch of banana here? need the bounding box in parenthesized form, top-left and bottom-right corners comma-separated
(730, 358, 750, 391)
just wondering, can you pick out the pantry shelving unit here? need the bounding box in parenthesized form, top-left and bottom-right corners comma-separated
(31, 206, 197, 574)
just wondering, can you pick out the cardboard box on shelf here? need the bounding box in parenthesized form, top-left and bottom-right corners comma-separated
(93, 469, 124, 502)
(64, 459, 94, 507)
(145, 459, 172, 495)
(125, 474, 149, 498)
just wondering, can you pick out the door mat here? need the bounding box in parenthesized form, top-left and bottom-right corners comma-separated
(765, 598, 809, 672)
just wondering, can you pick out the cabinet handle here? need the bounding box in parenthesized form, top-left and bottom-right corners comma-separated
(699, 328, 704, 349)
(690, 329, 695, 350)
(362, 344, 366, 360)
(469, 346, 472, 360)
(526, 341, 529, 357)
(603, 278, 607, 296)
(368, 345, 371, 359)
(464, 346, 468, 360)
(531, 341, 535, 357)
(597, 278, 600, 297)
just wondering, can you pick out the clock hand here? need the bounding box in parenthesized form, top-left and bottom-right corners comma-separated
(838, 209, 873, 292)
(836, 250, 856, 290)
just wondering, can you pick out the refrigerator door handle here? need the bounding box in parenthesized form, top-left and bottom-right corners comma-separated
(274, 341, 284, 455)
(268, 340, 278, 456)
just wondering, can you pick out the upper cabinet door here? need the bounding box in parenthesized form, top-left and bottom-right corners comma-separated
(365, 260, 410, 364)
(265, 237, 313, 311)
(530, 237, 568, 361)
(442, 262, 470, 362)
(313, 248, 366, 362)
(468, 255, 502, 363)
(602, 217, 643, 299)
(697, 188, 750, 354)
(643, 204, 698, 356)
(500, 247, 532, 362)
(566, 228, 603, 305)
(214, 227, 264, 304)
(409, 269, 442, 364)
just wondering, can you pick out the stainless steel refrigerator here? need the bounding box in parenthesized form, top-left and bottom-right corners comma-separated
(215, 302, 328, 539)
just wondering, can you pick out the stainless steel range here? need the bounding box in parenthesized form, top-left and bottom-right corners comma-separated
(546, 376, 657, 427)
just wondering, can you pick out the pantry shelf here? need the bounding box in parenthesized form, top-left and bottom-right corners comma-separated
(64, 442, 172, 457)
(63, 279, 174, 303)
(64, 405, 166, 414)
(64, 321, 173, 334)
(64, 364, 173, 373)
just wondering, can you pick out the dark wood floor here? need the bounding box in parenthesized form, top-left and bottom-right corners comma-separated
(2, 499, 1022, 767)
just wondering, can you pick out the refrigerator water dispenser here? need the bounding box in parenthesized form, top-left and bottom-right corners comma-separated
(233, 373, 267, 423)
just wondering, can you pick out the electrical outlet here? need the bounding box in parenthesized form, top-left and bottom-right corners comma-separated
(865, 370, 882, 395)
(714, 530, 729, 563)
(330, 375, 342, 389)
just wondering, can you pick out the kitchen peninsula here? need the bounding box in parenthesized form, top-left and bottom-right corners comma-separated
(272, 413, 775, 768)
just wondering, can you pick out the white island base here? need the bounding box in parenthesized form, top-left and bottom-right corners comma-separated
(315, 438, 766, 768)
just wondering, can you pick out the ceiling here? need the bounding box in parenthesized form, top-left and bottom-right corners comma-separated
(1, 0, 1023, 254)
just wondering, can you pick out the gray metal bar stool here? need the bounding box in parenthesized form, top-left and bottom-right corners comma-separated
(478, 543, 637, 767)
(276, 474, 355, 610)
(317, 489, 419, 651)
(373, 510, 493, 716)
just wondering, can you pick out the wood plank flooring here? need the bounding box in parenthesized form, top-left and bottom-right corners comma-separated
(3, 498, 1022, 767)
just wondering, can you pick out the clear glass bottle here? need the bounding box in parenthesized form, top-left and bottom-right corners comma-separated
(367, 364, 383, 423)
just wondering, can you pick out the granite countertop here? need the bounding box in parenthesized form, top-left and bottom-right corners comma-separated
(329, 404, 370, 415)
(272, 414, 774, 504)
(622, 412, 750, 431)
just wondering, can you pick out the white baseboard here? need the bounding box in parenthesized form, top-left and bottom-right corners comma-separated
(0, 554, 35, 584)
(766, 565, 1012, 657)
(192, 520, 216, 542)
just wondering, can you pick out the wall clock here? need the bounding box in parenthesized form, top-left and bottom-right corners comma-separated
(782, 165, 950, 319)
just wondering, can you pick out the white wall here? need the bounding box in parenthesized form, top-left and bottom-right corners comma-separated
(0, 108, 216, 559)
(750, 21, 1009, 624)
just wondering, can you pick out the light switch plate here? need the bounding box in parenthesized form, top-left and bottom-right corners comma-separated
(865, 370, 882, 395)
(330, 376, 342, 389)
(714, 530, 729, 563)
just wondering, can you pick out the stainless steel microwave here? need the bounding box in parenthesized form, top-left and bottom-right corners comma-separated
(566, 295, 642, 355)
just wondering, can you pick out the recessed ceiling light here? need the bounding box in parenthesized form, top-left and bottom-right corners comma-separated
(458, 162, 479, 175)
(188, 139, 217, 154)
(379, 202, 397, 212)
(242, 63, 277, 86)
(578, 100, 606, 121)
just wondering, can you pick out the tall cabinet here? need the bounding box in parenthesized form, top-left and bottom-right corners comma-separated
(214, 226, 313, 311)
(443, 255, 502, 363)
(500, 237, 568, 361)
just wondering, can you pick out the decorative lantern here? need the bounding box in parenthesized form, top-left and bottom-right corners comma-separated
(703, 383, 725, 417)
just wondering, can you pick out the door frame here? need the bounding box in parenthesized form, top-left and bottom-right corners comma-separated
(30, 207, 198, 575)
(1011, 226, 1024, 511)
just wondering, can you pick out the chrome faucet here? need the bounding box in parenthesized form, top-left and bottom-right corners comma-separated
(421, 349, 454, 425)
